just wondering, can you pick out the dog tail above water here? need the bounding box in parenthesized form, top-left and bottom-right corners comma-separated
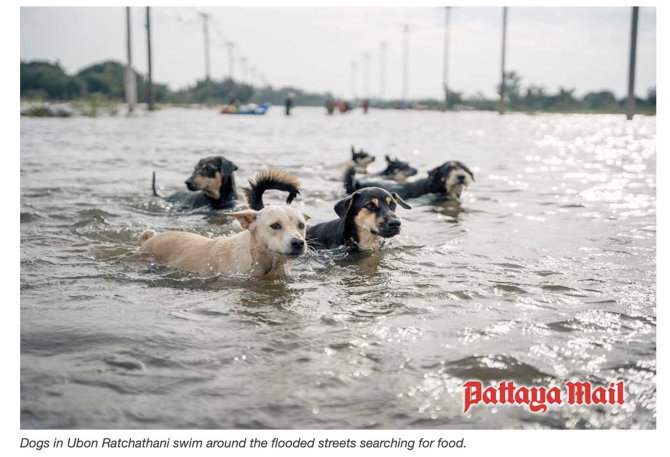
(244, 169, 301, 210)
(151, 171, 162, 198)
(344, 165, 359, 194)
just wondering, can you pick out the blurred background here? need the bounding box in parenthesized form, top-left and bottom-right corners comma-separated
(20, 7, 656, 116)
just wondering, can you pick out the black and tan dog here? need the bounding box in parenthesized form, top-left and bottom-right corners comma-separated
(307, 187, 411, 251)
(152, 156, 238, 210)
(373, 155, 418, 181)
(345, 160, 474, 201)
(350, 146, 375, 173)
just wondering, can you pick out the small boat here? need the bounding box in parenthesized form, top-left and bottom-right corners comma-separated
(219, 103, 271, 115)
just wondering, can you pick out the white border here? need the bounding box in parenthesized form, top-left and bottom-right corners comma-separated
(6, 1, 664, 456)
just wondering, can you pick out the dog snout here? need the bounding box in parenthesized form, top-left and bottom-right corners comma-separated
(457, 174, 466, 183)
(185, 178, 197, 191)
(291, 238, 305, 249)
(387, 218, 401, 228)
(288, 238, 305, 255)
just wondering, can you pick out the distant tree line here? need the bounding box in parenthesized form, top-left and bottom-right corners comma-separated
(21, 60, 655, 114)
(21, 60, 169, 103)
(20, 60, 331, 107)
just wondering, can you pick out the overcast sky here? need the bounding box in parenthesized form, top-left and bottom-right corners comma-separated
(21, 7, 656, 99)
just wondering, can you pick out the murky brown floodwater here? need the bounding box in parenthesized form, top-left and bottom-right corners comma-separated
(21, 107, 655, 429)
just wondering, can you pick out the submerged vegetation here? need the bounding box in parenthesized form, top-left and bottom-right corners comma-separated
(21, 60, 655, 116)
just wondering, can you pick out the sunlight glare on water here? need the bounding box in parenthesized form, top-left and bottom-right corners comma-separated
(20, 108, 655, 429)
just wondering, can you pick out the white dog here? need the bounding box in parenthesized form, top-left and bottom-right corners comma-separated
(140, 170, 307, 278)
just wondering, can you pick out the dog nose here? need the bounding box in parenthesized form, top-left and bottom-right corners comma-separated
(291, 238, 305, 249)
(185, 178, 196, 190)
(458, 175, 466, 183)
(388, 219, 401, 228)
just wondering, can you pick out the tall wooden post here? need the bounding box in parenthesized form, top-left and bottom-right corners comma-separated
(227, 41, 235, 80)
(499, 7, 507, 115)
(379, 41, 387, 99)
(145, 7, 154, 111)
(625, 7, 639, 120)
(402, 24, 409, 108)
(125, 7, 136, 113)
(200, 13, 212, 105)
(443, 7, 451, 111)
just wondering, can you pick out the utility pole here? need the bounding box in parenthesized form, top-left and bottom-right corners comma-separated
(499, 6, 508, 115)
(200, 12, 212, 105)
(625, 7, 639, 120)
(227, 41, 235, 80)
(402, 24, 410, 108)
(351, 61, 357, 100)
(240, 57, 248, 83)
(124, 7, 136, 114)
(442, 7, 451, 111)
(249, 66, 256, 86)
(145, 7, 154, 111)
(363, 52, 370, 99)
(380, 42, 387, 99)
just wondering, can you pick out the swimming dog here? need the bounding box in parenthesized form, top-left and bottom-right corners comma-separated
(350, 146, 375, 173)
(306, 187, 411, 251)
(373, 155, 418, 181)
(152, 156, 238, 210)
(345, 161, 474, 201)
(140, 170, 307, 278)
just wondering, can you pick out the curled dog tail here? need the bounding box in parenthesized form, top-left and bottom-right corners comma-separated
(344, 165, 358, 194)
(151, 171, 162, 198)
(139, 230, 157, 244)
(244, 169, 301, 210)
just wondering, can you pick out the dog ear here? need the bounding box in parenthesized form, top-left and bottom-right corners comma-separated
(385, 155, 391, 162)
(392, 193, 412, 210)
(334, 195, 353, 218)
(460, 163, 474, 182)
(227, 210, 258, 230)
(351, 145, 356, 158)
(302, 213, 311, 221)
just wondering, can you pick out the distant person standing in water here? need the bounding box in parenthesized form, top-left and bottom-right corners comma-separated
(285, 92, 295, 116)
(325, 96, 335, 115)
(362, 99, 370, 114)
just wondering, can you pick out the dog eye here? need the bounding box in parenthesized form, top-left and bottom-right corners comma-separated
(297, 222, 305, 230)
(365, 203, 376, 211)
(270, 223, 281, 230)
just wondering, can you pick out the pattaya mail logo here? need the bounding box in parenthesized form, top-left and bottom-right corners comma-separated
(463, 380, 624, 413)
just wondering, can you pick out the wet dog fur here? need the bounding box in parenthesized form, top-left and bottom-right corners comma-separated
(140, 169, 307, 278)
(306, 187, 411, 251)
(345, 160, 474, 201)
(373, 155, 418, 181)
(350, 146, 375, 173)
(152, 156, 238, 210)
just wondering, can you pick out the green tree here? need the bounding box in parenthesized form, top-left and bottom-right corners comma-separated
(20, 61, 77, 100)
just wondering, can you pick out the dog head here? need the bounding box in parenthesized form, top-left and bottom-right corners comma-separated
(382, 155, 418, 180)
(185, 156, 239, 199)
(228, 206, 309, 257)
(334, 187, 411, 248)
(428, 161, 474, 199)
(351, 146, 375, 168)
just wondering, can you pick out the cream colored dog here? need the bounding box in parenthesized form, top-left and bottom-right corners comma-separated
(139, 170, 307, 278)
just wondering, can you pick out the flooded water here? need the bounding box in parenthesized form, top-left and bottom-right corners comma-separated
(20, 107, 655, 429)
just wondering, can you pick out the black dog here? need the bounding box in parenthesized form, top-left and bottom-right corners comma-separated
(350, 146, 375, 173)
(345, 160, 474, 201)
(307, 187, 411, 251)
(152, 156, 238, 210)
(373, 155, 418, 181)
